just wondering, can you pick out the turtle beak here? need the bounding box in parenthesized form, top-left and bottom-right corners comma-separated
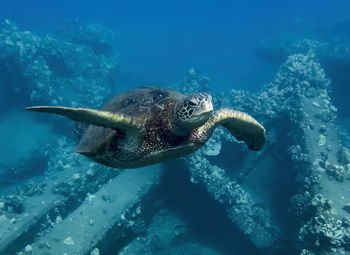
(194, 99, 213, 122)
(202, 100, 213, 113)
(201, 94, 213, 113)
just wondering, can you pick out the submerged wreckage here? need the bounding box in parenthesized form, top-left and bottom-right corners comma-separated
(0, 20, 350, 255)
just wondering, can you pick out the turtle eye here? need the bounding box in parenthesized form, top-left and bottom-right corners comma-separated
(188, 100, 197, 107)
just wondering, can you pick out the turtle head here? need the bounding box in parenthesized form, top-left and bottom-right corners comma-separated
(174, 93, 213, 135)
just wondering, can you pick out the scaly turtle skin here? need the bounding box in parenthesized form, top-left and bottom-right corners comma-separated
(26, 87, 265, 169)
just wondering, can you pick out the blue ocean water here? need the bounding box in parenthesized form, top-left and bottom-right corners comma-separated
(2, 0, 350, 92)
(1, 1, 350, 254)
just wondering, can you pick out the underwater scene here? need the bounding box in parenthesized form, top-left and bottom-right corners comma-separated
(1, 1, 350, 254)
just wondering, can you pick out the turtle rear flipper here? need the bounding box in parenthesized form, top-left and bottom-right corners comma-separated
(25, 106, 144, 135)
(207, 108, 266, 151)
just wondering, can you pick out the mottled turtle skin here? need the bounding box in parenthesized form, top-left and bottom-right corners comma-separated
(26, 87, 266, 169)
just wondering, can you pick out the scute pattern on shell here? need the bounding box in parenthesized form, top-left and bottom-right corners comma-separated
(76, 87, 187, 164)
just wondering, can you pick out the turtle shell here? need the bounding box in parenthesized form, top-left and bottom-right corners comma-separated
(75, 87, 185, 155)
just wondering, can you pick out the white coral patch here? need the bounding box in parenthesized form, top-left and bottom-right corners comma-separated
(63, 236, 74, 245)
(318, 134, 326, 147)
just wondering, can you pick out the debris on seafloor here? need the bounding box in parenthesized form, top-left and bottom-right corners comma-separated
(29, 166, 162, 255)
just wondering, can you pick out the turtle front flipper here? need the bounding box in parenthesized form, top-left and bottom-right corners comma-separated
(26, 106, 144, 135)
(206, 108, 266, 151)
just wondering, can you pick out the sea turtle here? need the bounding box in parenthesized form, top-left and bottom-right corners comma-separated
(26, 87, 266, 169)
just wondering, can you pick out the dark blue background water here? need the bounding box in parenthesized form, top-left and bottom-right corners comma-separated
(1, 0, 350, 92)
